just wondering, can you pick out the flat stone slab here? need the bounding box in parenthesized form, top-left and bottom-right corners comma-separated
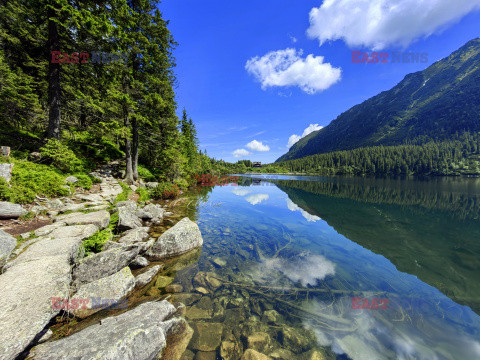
(31, 301, 180, 360)
(0, 256, 72, 360)
(0, 201, 26, 219)
(69, 267, 135, 318)
(147, 217, 203, 260)
(135, 265, 164, 288)
(34, 222, 67, 237)
(0, 229, 16, 268)
(55, 210, 110, 229)
(5, 224, 98, 269)
(117, 207, 142, 231)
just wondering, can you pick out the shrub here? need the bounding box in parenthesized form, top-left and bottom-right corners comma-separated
(0, 161, 68, 204)
(135, 187, 150, 203)
(40, 139, 83, 173)
(74, 174, 93, 190)
(137, 165, 156, 181)
(151, 182, 179, 200)
(174, 178, 189, 190)
(82, 228, 113, 256)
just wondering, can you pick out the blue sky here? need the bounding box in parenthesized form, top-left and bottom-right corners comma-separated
(160, 0, 480, 163)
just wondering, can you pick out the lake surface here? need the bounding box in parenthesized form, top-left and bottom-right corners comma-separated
(164, 175, 480, 360)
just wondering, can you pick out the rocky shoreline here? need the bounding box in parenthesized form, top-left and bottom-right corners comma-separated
(0, 164, 202, 360)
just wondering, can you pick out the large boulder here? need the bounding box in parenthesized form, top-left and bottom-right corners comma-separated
(0, 201, 26, 219)
(0, 163, 13, 182)
(146, 217, 203, 260)
(73, 246, 139, 287)
(69, 267, 135, 318)
(0, 222, 91, 359)
(117, 207, 142, 231)
(55, 210, 110, 229)
(31, 301, 183, 360)
(0, 230, 16, 268)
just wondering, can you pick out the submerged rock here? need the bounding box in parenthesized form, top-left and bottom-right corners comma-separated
(242, 349, 272, 360)
(147, 217, 203, 260)
(69, 267, 135, 318)
(0, 229, 16, 268)
(247, 332, 272, 354)
(190, 322, 224, 352)
(31, 301, 181, 360)
(135, 264, 164, 288)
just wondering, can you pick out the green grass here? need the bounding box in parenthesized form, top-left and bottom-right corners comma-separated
(114, 182, 131, 203)
(135, 187, 151, 203)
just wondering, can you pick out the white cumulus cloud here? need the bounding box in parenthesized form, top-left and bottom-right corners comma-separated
(245, 48, 342, 94)
(232, 149, 252, 158)
(307, 0, 480, 50)
(246, 140, 270, 152)
(245, 194, 269, 205)
(287, 123, 324, 148)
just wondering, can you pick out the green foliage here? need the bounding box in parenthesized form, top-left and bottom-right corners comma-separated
(137, 165, 156, 182)
(40, 139, 83, 173)
(151, 182, 179, 200)
(276, 132, 480, 176)
(135, 187, 151, 203)
(82, 229, 113, 256)
(114, 182, 131, 203)
(0, 160, 68, 204)
(174, 178, 189, 190)
(74, 174, 93, 190)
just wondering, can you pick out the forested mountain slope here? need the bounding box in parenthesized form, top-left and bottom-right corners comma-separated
(277, 38, 480, 162)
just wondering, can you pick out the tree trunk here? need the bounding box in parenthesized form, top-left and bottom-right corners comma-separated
(124, 113, 134, 184)
(132, 116, 139, 181)
(47, 5, 61, 139)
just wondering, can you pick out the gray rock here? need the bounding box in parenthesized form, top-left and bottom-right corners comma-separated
(130, 255, 149, 268)
(117, 207, 142, 231)
(31, 301, 181, 360)
(135, 264, 164, 288)
(118, 226, 150, 244)
(85, 204, 110, 211)
(28, 151, 42, 162)
(146, 217, 203, 260)
(76, 193, 104, 202)
(45, 198, 64, 210)
(0, 229, 16, 268)
(115, 200, 137, 209)
(1, 145, 10, 157)
(0, 220, 88, 360)
(73, 246, 140, 287)
(69, 267, 135, 318)
(65, 175, 78, 184)
(34, 222, 67, 237)
(146, 182, 159, 189)
(0, 163, 14, 182)
(30, 205, 47, 215)
(59, 202, 86, 213)
(0, 201, 26, 219)
(19, 232, 31, 240)
(143, 203, 165, 223)
(55, 210, 110, 229)
(6, 225, 98, 269)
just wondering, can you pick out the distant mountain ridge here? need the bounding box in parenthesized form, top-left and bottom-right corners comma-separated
(277, 38, 480, 162)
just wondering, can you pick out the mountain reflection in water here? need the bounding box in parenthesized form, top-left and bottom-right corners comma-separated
(167, 175, 480, 360)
